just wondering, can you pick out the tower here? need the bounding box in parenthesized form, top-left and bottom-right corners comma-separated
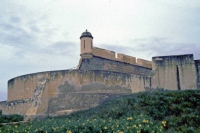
(80, 29, 93, 58)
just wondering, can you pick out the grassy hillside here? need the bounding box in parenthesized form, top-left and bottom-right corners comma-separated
(1, 90, 200, 133)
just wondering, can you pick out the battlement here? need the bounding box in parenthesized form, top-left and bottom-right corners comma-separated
(116, 53, 136, 65)
(91, 47, 152, 69)
(93, 47, 115, 60)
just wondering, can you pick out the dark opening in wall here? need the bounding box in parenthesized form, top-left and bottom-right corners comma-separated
(176, 65, 181, 90)
(195, 60, 200, 89)
(84, 40, 85, 49)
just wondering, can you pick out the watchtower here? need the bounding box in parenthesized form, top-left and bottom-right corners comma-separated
(80, 29, 93, 58)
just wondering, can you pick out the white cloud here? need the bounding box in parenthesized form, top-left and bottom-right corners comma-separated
(0, 91, 7, 101)
(0, 44, 20, 60)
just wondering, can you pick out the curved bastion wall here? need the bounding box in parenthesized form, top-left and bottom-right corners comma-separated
(2, 69, 151, 115)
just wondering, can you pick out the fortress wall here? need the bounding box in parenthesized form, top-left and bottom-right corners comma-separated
(152, 54, 197, 90)
(195, 60, 200, 89)
(137, 58, 152, 69)
(0, 99, 31, 115)
(92, 47, 152, 69)
(8, 75, 38, 101)
(117, 53, 136, 65)
(0, 101, 6, 113)
(93, 47, 115, 60)
(6, 69, 150, 115)
(79, 56, 152, 76)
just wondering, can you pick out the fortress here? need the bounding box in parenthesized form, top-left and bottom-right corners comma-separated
(0, 30, 200, 117)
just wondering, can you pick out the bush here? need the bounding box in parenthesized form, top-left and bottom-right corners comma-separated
(0, 114, 24, 123)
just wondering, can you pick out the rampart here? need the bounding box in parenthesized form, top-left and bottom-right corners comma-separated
(117, 53, 136, 65)
(152, 54, 197, 90)
(137, 58, 152, 69)
(89, 47, 152, 69)
(3, 69, 150, 115)
(79, 56, 152, 76)
(93, 47, 115, 60)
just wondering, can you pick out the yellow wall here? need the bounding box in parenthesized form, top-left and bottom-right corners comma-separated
(151, 54, 197, 90)
(117, 53, 136, 65)
(80, 37, 93, 55)
(93, 47, 115, 60)
(5, 70, 151, 115)
(137, 58, 152, 69)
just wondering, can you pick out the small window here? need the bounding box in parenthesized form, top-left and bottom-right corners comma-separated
(84, 40, 85, 49)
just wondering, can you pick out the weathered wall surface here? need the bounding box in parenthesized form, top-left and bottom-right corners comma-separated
(195, 60, 200, 89)
(152, 54, 197, 90)
(0, 99, 31, 115)
(0, 101, 6, 113)
(79, 56, 152, 76)
(5, 70, 150, 115)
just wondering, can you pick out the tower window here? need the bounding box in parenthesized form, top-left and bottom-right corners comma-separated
(84, 40, 85, 49)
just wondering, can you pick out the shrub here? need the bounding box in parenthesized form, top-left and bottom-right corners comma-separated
(0, 114, 24, 123)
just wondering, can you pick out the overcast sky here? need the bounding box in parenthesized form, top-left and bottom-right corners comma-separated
(0, 0, 200, 101)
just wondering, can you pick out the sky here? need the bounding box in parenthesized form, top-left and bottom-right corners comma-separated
(0, 0, 200, 101)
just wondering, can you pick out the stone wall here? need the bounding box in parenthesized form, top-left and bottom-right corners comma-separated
(117, 53, 137, 65)
(93, 47, 115, 60)
(195, 60, 200, 89)
(79, 56, 152, 76)
(152, 54, 197, 90)
(0, 101, 6, 113)
(137, 58, 152, 69)
(5, 69, 150, 115)
(0, 99, 31, 115)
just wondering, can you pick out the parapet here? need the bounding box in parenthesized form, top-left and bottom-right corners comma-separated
(137, 58, 152, 69)
(92, 47, 115, 60)
(81, 46, 152, 69)
(117, 53, 136, 65)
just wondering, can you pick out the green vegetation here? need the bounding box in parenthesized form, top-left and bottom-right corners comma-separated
(1, 90, 200, 133)
(0, 111, 23, 124)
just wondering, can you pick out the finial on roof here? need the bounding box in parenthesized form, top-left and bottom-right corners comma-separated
(86, 29, 88, 32)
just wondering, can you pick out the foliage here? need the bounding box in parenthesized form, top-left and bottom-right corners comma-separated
(0, 113, 23, 124)
(1, 90, 200, 133)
